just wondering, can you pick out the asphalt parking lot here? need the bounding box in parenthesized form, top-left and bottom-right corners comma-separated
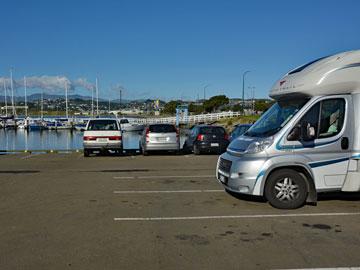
(0, 152, 360, 270)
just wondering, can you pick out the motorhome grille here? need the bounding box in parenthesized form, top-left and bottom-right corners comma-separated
(219, 158, 232, 174)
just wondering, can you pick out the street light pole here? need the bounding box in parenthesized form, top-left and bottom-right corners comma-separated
(203, 84, 210, 101)
(242, 71, 250, 113)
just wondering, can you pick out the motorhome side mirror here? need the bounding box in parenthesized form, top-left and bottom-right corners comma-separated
(287, 126, 301, 141)
(302, 123, 316, 141)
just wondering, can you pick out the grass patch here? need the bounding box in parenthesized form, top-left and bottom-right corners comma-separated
(215, 115, 260, 131)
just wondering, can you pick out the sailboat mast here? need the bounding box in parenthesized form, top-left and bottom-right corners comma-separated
(96, 78, 99, 116)
(91, 85, 94, 117)
(3, 80, 8, 116)
(10, 68, 15, 116)
(65, 82, 69, 119)
(41, 90, 44, 119)
(24, 76, 27, 117)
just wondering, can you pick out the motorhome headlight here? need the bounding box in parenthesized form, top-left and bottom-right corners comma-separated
(245, 137, 274, 154)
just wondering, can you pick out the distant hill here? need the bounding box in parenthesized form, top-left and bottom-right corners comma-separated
(0, 94, 132, 103)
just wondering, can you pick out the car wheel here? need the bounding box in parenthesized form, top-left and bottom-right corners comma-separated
(142, 146, 148, 156)
(84, 149, 90, 157)
(182, 142, 187, 154)
(265, 169, 307, 209)
(193, 144, 201, 155)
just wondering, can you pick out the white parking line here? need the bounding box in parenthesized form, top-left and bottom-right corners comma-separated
(113, 189, 223, 194)
(113, 175, 214, 179)
(21, 153, 43, 159)
(278, 267, 360, 270)
(114, 212, 360, 221)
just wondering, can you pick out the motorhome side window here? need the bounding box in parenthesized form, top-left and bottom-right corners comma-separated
(318, 99, 345, 138)
(298, 103, 320, 138)
(289, 98, 345, 141)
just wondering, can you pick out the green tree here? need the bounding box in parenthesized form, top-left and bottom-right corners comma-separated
(254, 100, 274, 112)
(188, 103, 203, 114)
(203, 95, 229, 113)
(162, 100, 180, 115)
(232, 104, 243, 112)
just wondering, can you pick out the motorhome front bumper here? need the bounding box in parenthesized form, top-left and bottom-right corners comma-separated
(216, 152, 266, 195)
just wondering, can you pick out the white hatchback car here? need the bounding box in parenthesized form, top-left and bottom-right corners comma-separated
(140, 124, 180, 155)
(83, 119, 123, 157)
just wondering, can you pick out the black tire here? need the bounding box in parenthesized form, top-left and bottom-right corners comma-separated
(182, 142, 189, 154)
(142, 146, 148, 156)
(264, 169, 307, 209)
(193, 144, 201, 155)
(84, 149, 90, 157)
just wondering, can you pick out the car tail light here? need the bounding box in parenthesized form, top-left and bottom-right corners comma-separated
(109, 136, 122, 141)
(224, 134, 229, 140)
(145, 128, 150, 142)
(83, 136, 97, 141)
(196, 134, 204, 141)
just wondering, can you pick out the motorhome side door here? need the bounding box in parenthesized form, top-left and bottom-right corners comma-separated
(284, 95, 353, 190)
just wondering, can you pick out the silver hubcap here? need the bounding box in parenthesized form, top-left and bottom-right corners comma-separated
(274, 177, 299, 201)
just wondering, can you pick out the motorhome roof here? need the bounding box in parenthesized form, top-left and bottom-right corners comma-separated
(270, 50, 360, 99)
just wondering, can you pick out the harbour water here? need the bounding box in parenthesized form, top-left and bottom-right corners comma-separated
(0, 129, 187, 152)
(0, 129, 143, 151)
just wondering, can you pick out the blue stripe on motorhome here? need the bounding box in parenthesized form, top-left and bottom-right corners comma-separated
(256, 170, 265, 180)
(276, 136, 341, 150)
(309, 157, 349, 168)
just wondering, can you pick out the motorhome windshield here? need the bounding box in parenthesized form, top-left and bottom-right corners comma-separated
(245, 99, 309, 137)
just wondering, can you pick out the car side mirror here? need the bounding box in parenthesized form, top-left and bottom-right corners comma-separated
(287, 126, 301, 141)
(80, 128, 85, 132)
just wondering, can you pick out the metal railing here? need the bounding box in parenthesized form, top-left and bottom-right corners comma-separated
(131, 111, 242, 124)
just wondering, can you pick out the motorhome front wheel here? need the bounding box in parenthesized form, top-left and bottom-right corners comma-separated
(265, 169, 307, 209)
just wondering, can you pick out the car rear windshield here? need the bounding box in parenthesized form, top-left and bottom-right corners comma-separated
(149, 124, 176, 133)
(199, 127, 225, 135)
(120, 119, 129, 124)
(87, 120, 119, 131)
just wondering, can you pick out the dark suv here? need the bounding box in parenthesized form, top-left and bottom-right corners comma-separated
(183, 125, 229, 155)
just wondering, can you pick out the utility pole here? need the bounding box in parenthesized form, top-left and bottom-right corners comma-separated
(253, 88, 256, 114)
(96, 78, 99, 116)
(119, 87, 122, 111)
(248, 86, 255, 115)
(242, 71, 250, 114)
(108, 97, 111, 113)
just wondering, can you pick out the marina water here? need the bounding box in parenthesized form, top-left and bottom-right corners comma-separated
(0, 129, 143, 152)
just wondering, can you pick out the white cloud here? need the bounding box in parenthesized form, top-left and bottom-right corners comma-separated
(0, 75, 96, 93)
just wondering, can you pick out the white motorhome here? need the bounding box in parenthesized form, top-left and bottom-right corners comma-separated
(216, 50, 360, 209)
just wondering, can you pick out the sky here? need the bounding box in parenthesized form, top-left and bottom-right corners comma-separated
(1, 0, 360, 101)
